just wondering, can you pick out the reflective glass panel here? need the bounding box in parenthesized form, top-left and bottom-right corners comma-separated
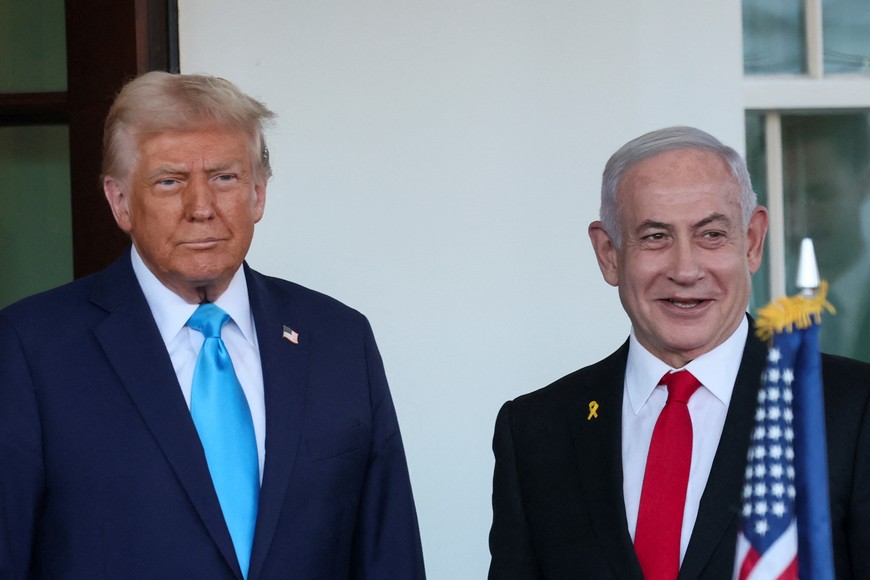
(0, 126, 73, 308)
(0, 0, 67, 92)
(743, 0, 806, 74)
(781, 113, 870, 362)
(823, 0, 870, 74)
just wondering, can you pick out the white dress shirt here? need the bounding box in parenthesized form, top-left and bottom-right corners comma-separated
(131, 247, 266, 481)
(622, 316, 748, 563)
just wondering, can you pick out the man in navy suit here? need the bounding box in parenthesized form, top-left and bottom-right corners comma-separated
(0, 71, 425, 579)
(488, 126, 870, 578)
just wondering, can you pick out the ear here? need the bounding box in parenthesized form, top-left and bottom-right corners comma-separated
(104, 176, 133, 233)
(253, 180, 267, 223)
(588, 220, 620, 287)
(746, 205, 769, 275)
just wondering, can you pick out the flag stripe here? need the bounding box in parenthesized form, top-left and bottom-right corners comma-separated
(736, 540, 759, 580)
(777, 558, 798, 580)
(742, 522, 798, 580)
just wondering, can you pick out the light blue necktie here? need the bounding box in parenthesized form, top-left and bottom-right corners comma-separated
(188, 303, 259, 578)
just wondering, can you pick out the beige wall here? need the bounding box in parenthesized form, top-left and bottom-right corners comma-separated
(179, 2, 746, 576)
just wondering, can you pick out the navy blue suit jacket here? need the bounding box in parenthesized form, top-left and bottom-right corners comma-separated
(0, 251, 425, 579)
(489, 326, 870, 579)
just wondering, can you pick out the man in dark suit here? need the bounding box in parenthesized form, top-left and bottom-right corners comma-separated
(0, 72, 425, 579)
(488, 126, 870, 579)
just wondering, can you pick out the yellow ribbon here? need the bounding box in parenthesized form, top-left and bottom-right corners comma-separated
(588, 401, 599, 420)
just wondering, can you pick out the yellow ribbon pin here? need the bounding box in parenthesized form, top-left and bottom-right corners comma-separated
(588, 401, 599, 420)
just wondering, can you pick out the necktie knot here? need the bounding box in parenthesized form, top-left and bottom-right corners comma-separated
(187, 303, 230, 338)
(660, 369, 701, 404)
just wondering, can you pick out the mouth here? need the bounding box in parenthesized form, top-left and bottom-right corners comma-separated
(665, 298, 706, 309)
(180, 238, 224, 249)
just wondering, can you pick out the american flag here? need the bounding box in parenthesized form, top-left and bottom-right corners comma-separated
(734, 339, 798, 579)
(734, 320, 835, 579)
(282, 325, 299, 344)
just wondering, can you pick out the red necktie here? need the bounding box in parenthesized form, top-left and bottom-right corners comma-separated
(634, 370, 701, 580)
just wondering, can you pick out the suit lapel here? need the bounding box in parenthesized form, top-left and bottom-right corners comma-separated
(244, 267, 310, 580)
(567, 342, 645, 580)
(565, 329, 766, 579)
(89, 253, 242, 577)
(679, 327, 767, 578)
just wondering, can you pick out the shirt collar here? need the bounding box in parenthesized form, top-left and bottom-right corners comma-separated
(130, 246, 256, 346)
(625, 315, 748, 414)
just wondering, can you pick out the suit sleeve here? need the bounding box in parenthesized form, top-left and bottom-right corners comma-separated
(0, 313, 44, 577)
(350, 318, 426, 579)
(489, 401, 542, 580)
(847, 384, 870, 578)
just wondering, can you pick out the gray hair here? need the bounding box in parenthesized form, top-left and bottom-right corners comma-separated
(102, 71, 276, 184)
(600, 126, 757, 247)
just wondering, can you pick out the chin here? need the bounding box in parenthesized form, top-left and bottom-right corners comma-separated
(174, 269, 224, 292)
(180, 259, 234, 278)
(662, 333, 715, 357)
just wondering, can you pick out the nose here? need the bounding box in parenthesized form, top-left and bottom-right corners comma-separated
(668, 238, 703, 284)
(184, 176, 215, 222)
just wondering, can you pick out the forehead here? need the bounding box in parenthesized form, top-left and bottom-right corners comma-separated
(136, 127, 253, 167)
(618, 148, 740, 221)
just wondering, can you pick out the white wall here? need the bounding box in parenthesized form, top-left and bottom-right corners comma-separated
(179, 2, 745, 577)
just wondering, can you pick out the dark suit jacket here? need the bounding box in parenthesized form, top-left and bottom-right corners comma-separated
(0, 251, 425, 579)
(489, 325, 870, 579)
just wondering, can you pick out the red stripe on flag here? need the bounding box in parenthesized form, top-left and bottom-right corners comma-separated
(776, 557, 798, 580)
(738, 546, 760, 580)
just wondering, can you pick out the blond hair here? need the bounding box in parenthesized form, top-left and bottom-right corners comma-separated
(102, 71, 275, 183)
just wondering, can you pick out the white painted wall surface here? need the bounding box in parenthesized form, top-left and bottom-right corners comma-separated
(179, 2, 745, 577)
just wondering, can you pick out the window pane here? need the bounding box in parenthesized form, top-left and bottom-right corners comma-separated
(0, 0, 67, 92)
(745, 112, 771, 315)
(823, 0, 870, 74)
(743, 0, 806, 75)
(781, 113, 870, 362)
(0, 126, 73, 308)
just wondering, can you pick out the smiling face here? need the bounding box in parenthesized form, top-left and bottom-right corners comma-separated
(589, 148, 768, 368)
(104, 126, 266, 303)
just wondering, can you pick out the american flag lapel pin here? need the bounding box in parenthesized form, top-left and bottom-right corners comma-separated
(282, 325, 299, 344)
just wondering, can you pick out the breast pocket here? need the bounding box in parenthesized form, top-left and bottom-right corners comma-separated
(304, 421, 369, 462)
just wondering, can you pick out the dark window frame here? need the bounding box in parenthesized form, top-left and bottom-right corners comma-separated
(0, 0, 179, 278)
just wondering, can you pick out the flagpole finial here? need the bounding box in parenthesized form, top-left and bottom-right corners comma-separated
(796, 238, 821, 296)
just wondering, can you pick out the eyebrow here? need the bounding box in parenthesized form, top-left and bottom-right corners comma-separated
(204, 160, 243, 173)
(636, 213, 732, 233)
(638, 220, 670, 231)
(145, 166, 188, 180)
(694, 212, 731, 229)
(144, 160, 244, 181)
